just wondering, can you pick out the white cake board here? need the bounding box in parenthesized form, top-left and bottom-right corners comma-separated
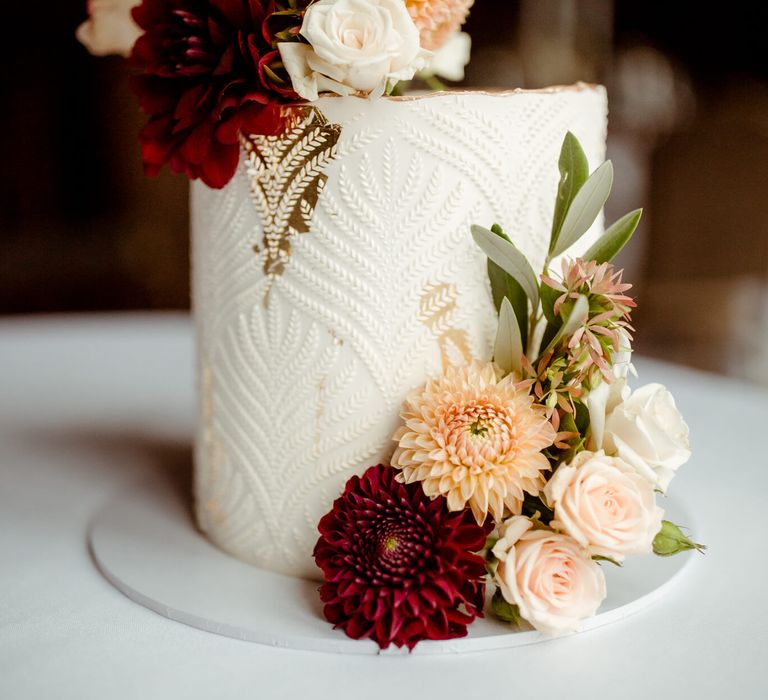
(89, 471, 694, 655)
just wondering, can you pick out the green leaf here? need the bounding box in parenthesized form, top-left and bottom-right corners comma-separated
(494, 298, 524, 375)
(549, 131, 590, 256)
(541, 294, 590, 356)
(540, 280, 562, 326)
(538, 321, 560, 358)
(573, 399, 590, 435)
(551, 160, 614, 258)
(521, 494, 554, 524)
(486, 225, 529, 347)
(472, 225, 540, 312)
(583, 208, 643, 264)
(488, 260, 528, 336)
(491, 589, 523, 627)
(653, 520, 706, 557)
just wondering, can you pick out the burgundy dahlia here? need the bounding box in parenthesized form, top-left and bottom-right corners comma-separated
(313, 465, 490, 650)
(130, 0, 301, 188)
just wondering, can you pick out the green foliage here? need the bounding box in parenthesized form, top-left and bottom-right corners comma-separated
(491, 589, 523, 626)
(583, 209, 643, 263)
(540, 280, 562, 326)
(494, 298, 524, 375)
(520, 494, 555, 525)
(551, 160, 614, 258)
(486, 225, 529, 346)
(471, 132, 642, 389)
(573, 399, 591, 436)
(549, 131, 590, 257)
(472, 225, 540, 313)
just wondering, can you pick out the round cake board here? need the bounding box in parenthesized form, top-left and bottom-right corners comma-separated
(89, 471, 694, 655)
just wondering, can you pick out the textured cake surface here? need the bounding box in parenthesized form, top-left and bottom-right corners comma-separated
(192, 86, 608, 579)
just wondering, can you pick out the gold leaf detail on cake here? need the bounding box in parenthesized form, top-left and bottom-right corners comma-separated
(419, 282, 473, 370)
(242, 107, 342, 303)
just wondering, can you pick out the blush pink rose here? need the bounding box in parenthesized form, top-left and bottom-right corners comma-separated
(544, 450, 664, 561)
(492, 516, 606, 636)
(76, 0, 142, 57)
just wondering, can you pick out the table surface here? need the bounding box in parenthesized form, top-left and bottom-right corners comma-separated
(1, 313, 767, 700)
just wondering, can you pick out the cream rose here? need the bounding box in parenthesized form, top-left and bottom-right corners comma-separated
(604, 383, 691, 491)
(76, 0, 142, 57)
(585, 328, 634, 451)
(492, 516, 607, 636)
(544, 450, 664, 561)
(585, 376, 628, 451)
(279, 0, 429, 100)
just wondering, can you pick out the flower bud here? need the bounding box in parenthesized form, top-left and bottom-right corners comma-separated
(652, 520, 705, 556)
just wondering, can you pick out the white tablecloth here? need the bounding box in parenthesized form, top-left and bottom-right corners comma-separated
(1, 313, 766, 699)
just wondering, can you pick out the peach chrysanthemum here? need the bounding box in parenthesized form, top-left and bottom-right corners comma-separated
(392, 362, 556, 525)
(405, 0, 474, 51)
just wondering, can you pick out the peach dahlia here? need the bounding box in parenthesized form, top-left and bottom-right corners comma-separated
(392, 362, 556, 524)
(405, 0, 474, 51)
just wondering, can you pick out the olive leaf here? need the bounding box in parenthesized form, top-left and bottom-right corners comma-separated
(551, 160, 614, 259)
(583, 208, 643, 264)
(494, 297, 524, 375)
(486, 224, 528, 345)
(549, 131, 590, 256)
(472, 225, 539, 312)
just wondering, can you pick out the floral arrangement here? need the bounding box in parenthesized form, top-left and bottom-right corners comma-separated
(313, 132, 704, 650)
(77, 0, 474, 188)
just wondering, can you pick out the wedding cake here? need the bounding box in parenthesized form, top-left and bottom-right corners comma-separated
(191, 86, 608, 578)
(79, 0, 700, 650)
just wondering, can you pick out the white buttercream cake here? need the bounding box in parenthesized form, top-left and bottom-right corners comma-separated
(191, 85, 608, 579)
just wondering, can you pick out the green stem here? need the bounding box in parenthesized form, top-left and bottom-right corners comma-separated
(423, 74, 448, 92)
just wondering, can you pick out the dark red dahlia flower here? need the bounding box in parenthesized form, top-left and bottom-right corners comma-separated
(130, 0, 301, 189)
(313, 465, 491, 650)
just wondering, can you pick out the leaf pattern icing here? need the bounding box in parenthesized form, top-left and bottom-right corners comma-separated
(192, 88, 608, 579)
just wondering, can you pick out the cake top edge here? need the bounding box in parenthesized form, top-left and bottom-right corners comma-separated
(315, 82, 605, 103)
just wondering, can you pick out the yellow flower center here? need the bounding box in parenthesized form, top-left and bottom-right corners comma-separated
(468, 418, 489, 437)
(383, 536, 399, 553)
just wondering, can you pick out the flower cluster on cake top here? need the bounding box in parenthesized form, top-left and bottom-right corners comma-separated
(312, 132, 703, 650)
(77, 0, 474, 188)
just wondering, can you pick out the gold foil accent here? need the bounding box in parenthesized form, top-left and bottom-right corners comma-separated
(419, 282, 473, 370)
(241, 107, 342, 303)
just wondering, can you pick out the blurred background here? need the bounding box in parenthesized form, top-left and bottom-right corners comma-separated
(2, 1, 767, 385)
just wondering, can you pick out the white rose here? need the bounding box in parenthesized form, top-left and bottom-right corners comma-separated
(585, 328, 634, 451)
(76, 0, 142, 58)
(585, 376, 628, 451)
(423, 31, 471, 82)
(604, 383, 691, 491)
(492, 516, 607, 636)
(544, 450, 664, 561)
(279, 0, 429, 100)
